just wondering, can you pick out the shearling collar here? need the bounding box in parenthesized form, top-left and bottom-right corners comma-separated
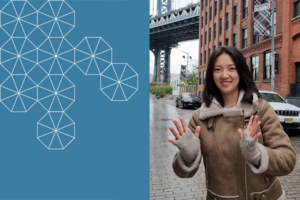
(199, 90, 259, 120)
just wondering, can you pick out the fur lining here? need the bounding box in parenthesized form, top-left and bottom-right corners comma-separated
(223, 109, 244, 117)
(246, 143, 269, 174)
(277, 190, 286, 200)
(199, 90, 259, 120)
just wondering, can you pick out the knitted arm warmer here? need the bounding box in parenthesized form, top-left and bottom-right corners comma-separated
(173, 129, 201, 170)
(240, 130, 269, 174)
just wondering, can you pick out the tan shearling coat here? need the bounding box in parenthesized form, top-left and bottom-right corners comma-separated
(172, 91, 296, 200)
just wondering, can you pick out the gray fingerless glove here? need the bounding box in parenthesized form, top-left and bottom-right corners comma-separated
(173, 128, 200, 165)
(239, 129, 269, 174)
(240, 129, 261, 166)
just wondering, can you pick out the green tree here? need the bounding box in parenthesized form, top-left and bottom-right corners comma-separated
(180, 63, 198, 93)
(187, 63, 198, 86)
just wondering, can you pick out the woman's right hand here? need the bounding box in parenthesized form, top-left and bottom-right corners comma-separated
(168, 117, 201, 144)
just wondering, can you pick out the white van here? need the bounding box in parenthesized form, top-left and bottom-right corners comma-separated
(260, 90, 300, 134)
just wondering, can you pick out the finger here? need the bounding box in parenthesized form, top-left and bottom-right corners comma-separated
(247, 115, 254, 131)
(253, 115, 259, 125)
(168, 138, 176, 144)
(249, 116, 260, 137)
(237, 128, 243, 140)
(180, 117, 188, 133)
(252, 132, 261, 140)
(169, 126, 180, 139)
(173, 119, 184, 135)
(254, 121, 261, 133)
(194, 126, 201, 139)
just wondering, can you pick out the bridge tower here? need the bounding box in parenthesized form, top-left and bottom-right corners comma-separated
(156, 0, 172, 15)
(151, 0, 172, 84)
(151, 46, 172, 83)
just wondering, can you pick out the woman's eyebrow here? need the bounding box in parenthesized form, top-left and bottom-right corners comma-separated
(214, 64, 235, 67)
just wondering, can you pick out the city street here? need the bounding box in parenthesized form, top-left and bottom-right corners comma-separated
(150, 95, 300, 200)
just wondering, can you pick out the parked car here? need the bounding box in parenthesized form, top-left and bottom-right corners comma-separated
(176, 93, 201, 109)
(259, 90, 300, 133)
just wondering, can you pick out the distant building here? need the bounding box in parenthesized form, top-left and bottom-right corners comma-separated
(170, 74, 181, 95)
(198, 0, 300, 98)
(149, 74, 153, 83)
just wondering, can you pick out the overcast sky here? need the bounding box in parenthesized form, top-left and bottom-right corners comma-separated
(149, 40, 199, 75)
(150, 0, 199, 16)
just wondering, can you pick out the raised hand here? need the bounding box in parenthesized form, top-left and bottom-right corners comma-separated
(237, 115, 261, 140)
(168, 117, 200, 144)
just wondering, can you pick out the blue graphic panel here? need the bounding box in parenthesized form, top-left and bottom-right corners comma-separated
(0, 0, 148, 199)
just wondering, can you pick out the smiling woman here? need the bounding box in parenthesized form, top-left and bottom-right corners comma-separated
(168, 46, 296, 200)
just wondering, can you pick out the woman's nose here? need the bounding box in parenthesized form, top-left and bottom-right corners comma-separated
(221, 70, 229, 78)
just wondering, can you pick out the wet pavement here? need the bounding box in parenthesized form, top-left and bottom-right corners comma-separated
(150, 95, 300, 200)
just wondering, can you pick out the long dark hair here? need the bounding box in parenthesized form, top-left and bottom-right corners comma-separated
(202, 46, 261, 107)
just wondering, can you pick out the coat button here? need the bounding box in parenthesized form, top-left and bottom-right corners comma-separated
(261, 194, 266, 200)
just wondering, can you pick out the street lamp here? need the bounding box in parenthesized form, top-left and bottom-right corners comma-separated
(175, 49, 192, 92)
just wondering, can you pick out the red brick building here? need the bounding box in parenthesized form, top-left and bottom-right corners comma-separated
(197, 0, 300, 99)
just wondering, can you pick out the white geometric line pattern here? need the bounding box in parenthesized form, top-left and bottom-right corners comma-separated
(101, 63, 138, 101)
(75, 37, 112, 75)
(37, 112, 75, 150)
(0, 0, 138, 150)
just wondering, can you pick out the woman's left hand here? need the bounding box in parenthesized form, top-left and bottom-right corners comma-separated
(237, 115, 261, 140)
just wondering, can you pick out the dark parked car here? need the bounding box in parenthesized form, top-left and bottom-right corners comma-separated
(176, 93, 201, 109)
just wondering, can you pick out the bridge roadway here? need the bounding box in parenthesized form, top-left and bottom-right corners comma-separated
(150, 3, 200, 83)
(150, 96, 300, 200)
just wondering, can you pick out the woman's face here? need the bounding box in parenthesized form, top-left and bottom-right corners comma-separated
(213, 53, 240, 98)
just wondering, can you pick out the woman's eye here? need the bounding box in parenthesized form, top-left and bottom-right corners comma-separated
(214, 68, 220, 71)
(230, 68, 236, 70)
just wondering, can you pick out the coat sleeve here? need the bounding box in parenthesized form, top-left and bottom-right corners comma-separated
(172, 109, 202, 178)
(260, 101, 297, 176)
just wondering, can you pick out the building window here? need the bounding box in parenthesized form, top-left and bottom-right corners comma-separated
(233, 33, 237, 47)
(214, 45, 216, 51)
(209, 28, 211, 42)
(226, 12, 229, 30)
(210, 6, 212, 20)
(266, 11, 276, 39)
(214, 23, 216, 39)
(219, 41, 222, 47)
(251, 55, 259, 81)
(209, 48, 211, 58)
(203, 70, 206, 84)
(214, 1, 217, 16)
(219, 18, 222, 35)
(206, 12, 208, 25)
(243, 0, 248, 19)
(202, 0, 204, 10)
(200, 53, 203, 65)
(253, 23, 259, 44)
(227, 0, 230, 5)
(220, 0, 223, 10)
(225, 37, 229, 46)
(234, 4, 238, 25)
(206, 0, 208, 6)
(242, 27, 247, 48)
(264, 51, 271, 79)
(201, 16, 203, 28)
(198, 91, 201, 98)
(199, 71, 202, 85)
(205, 31, 207, 44)
(204, 51, 207, 63)
(201, 35, 203, 47)
(294, 0, 300, 17)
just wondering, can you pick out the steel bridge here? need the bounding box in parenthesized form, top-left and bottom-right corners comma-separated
(150, 1, 200, 83)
